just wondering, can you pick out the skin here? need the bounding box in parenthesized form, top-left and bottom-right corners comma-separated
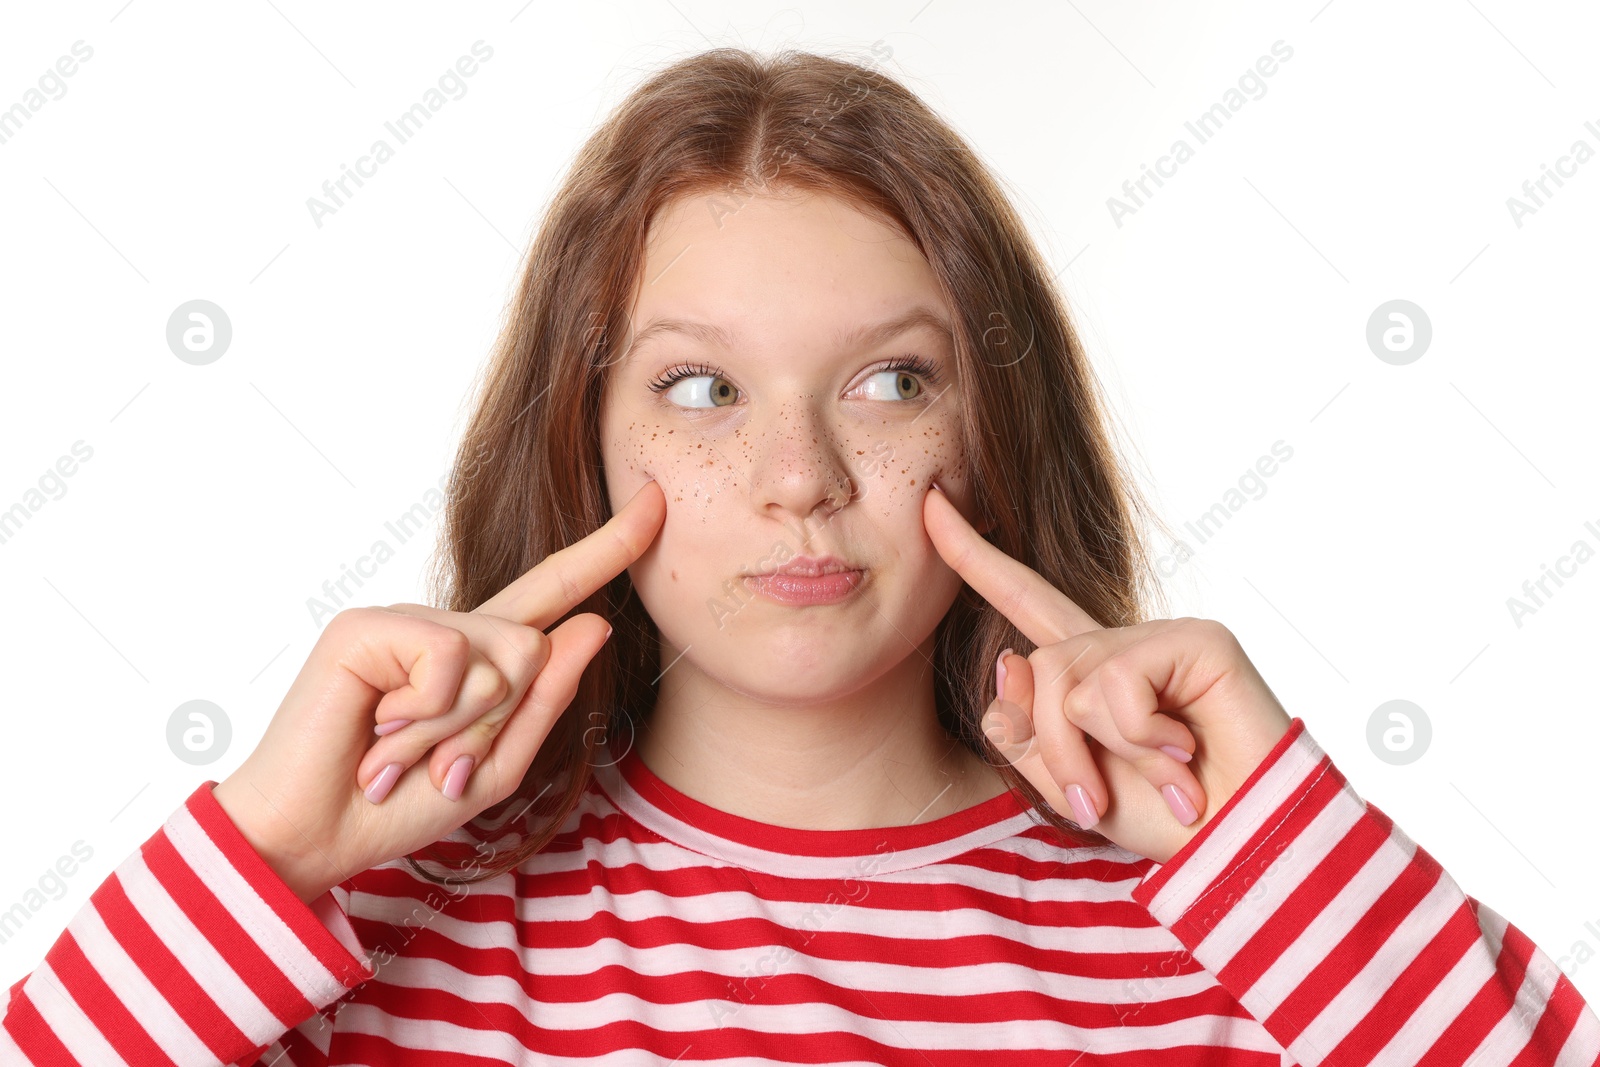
(924, 486, 1292, 865)
(599, 187, 1010, 830)
(208, 194, 1291, 903)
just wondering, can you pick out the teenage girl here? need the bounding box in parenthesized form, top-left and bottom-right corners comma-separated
(6, 46, 1597, 1065)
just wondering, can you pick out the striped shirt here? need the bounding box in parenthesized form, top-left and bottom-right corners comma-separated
(3, 717, 1597, 1065)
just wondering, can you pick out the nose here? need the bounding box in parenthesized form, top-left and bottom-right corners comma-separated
(748, 397, 856, 526)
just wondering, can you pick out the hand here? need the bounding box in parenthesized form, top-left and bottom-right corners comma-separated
(212, 479, 667, 902)
(922, 484, 1291, 865)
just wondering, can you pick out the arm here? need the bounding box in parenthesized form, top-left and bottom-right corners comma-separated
(1, 781, 376, 1066)
(1131, 718, 1600, 1065)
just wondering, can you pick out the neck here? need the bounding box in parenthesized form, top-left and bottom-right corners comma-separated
(634, 631, 1006, 831)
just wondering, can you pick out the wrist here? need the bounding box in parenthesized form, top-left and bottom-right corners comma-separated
(212, 776, 336, 905)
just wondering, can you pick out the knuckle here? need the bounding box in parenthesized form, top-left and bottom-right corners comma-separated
(505, 624, 549, 674)
(432, 624, 473, 663)
(1061, 685, 1096, 727)
(328, 606, 373, 638)
(459, 663, 510, 713)
(556, 568, 586, 611)
(1096, 656, 1137, 694)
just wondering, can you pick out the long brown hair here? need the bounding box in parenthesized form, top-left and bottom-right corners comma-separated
(403, 45, 1175, 889)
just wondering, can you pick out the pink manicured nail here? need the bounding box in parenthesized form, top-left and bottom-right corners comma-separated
(1064, 784, 1099, 830)
(374, 718, 412, 736)
(1162, 784, 1198, 826)
(364, 762, 402, 804)
(1160, 744, 1192, 763)
(995, 647, 1013, 698)
(441, 755, 474, 801)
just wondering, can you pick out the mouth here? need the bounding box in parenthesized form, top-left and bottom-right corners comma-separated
(745, 555, 866, 606)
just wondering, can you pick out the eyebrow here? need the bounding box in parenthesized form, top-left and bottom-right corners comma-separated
(618, 305, 955, 368)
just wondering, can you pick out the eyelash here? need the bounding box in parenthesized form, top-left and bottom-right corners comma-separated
(646, 354, 942, 396)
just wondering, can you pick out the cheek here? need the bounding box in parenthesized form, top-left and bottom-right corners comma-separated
(850, 415, 970, 510)
(604, 415, 740, 518)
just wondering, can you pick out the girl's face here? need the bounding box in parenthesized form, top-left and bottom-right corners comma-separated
(600, 188, 984, 705)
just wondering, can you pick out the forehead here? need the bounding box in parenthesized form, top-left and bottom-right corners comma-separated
(622, 190, 951, 364)
(622, 306, 954, 367)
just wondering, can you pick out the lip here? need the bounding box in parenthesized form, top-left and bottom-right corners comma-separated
(745, 555, 865, 606)
(748, 569, 865, 605)
(756, 555, 859, 578)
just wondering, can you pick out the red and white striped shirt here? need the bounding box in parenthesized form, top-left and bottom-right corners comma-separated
(4, 717, 1597, 1065)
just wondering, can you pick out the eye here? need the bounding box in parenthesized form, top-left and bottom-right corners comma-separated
(859, 368, 924, 401)
(648, 362, 739, 408)
(646, 354, 942, 409)
(853, 354, 941, 402)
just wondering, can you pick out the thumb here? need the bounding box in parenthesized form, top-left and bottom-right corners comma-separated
(474, 612, 613, 796)
(982, 648, 1037, 765)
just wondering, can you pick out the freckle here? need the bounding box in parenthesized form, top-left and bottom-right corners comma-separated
(671, 569, 679, 581)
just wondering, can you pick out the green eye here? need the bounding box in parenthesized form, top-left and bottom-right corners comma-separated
(860, 369, 923, 401)
(648, 363, 740, 408)
(647, 354, 941, 408)
(667, 374, 738, 408)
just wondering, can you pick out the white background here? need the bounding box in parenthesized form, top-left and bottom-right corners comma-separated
(3, 0, 1598, 1010)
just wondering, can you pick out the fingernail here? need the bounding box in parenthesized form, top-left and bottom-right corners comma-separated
(930, 479, 946, 494)
(441, 755, 474, 801)
(995, 647, 1013, 698)
(1162, 784, 1198, 826)
(603, 624, 614, 642)
(1159, 744, 1192, 763)
(364, 762, 402, 804)
(1064, 783, 1099, 830)
(374, 718, 412, 737)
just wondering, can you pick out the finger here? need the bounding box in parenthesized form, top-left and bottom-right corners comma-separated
(367, 603, 553, 736)
(474, 479, 665, 630)
(1093, 640, 1199, 763)
(300, 608, 473, 759)
(466, 612, 613, 807)
(1086, 634, 1208, 823)
(980, 649, 1099, 831)
(359, 608, 557, 797)
(1026, 651, 1107, 832)
(1029, 622, 1197, 763)
(922, 484, 1100, 649)
(356, 648, 510, 799)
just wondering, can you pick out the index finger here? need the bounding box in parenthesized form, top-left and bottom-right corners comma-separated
(922, 484, 1101, 648)
(474, 479, 666, 629)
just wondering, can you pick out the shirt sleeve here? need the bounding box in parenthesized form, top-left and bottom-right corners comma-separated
(0, 780, 377, 1066)
(1131, 717, 1600, 1065)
